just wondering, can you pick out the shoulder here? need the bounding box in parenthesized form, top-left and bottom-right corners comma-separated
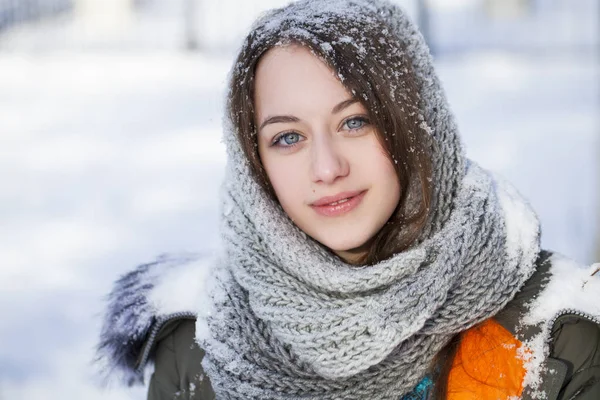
(496, 251, 599, 333)
(496, 251, 600, 398)
(521, 253, 600, 327)
(95, 253, 214, 386)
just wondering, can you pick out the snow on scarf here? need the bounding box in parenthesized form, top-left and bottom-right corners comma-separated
(195, 0, 541, 399)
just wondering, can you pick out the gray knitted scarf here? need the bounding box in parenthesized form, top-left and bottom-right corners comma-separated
(196, 1, 541, 399)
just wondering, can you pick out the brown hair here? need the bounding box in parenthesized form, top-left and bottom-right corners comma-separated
(432, 334, 462, 398)
(227, 11, 434, 266)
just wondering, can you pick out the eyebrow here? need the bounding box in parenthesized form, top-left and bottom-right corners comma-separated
(258, 115, 299, 131)
(332, 98, 359, 114)
(258, 98, 359, 131)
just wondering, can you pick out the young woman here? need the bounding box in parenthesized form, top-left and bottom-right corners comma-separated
(97, 0, 600, 399)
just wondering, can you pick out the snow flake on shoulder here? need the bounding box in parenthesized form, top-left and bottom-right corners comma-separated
(518, 253, 600, 398)
(523, 254, 600, 326)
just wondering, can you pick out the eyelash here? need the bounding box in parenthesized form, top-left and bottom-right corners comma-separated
(270, 115, 371, 149)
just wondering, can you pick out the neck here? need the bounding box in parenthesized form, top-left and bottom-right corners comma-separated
(334, 242, 371, 266)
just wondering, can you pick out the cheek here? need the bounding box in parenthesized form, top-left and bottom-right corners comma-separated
(380, 156, 400, 186)
(353, 139, 397, 180)
(379, 159, 401, 201)
(358, 140, 401, 203)
(262, 155, 307, 213)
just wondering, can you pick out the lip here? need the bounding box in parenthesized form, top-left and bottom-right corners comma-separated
(311, 190, 365, 206)
(310, 190, 367, 217)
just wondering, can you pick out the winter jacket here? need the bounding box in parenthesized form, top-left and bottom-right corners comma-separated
(97, 251, 600, 399)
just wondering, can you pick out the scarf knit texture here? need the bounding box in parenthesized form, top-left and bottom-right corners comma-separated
(196, 0, 542, 399)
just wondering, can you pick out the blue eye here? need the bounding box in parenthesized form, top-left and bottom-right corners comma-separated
(273, 132, 302, 147)
(343, 116, 369, 130)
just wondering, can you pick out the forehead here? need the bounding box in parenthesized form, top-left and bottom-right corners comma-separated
(254, 45, 352, 117)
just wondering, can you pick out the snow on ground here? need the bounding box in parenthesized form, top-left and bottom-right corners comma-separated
(0, 52, 229, 399)
(0, 4, 598, 400)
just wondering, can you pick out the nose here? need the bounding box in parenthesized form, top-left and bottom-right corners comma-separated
(309, 133, 349, 184)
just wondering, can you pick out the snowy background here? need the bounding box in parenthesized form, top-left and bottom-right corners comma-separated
(0, 0, 598, 398)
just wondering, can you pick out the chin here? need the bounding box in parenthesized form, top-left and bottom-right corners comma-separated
(318, 233, 372, 253)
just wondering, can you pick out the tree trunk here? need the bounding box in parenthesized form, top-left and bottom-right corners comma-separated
(417, 0, 433, 54)
(596, 7, 600, 263)
(74, 0, 133, 36)
(596, 150, 600, 262)
(184, 0, 199, 51)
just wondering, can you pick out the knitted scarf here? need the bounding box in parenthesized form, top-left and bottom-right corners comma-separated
(196, 1, 541, 398)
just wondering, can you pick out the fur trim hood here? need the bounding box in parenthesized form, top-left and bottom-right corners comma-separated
(95, 253, 213, 386)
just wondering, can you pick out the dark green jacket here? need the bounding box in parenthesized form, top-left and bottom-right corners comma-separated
(147, 314, 600, 399)
(97, 252, 600, 399)
(145, 253, 600, 399)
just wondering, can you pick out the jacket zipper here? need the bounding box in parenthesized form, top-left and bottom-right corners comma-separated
(547, 308, 600, 330)
(135, 311, 197, 374)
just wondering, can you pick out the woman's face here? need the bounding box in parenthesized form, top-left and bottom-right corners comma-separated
(255, 45, 401, 263)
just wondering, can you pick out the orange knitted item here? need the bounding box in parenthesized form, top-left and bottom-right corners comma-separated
(447, 319, 528, 400)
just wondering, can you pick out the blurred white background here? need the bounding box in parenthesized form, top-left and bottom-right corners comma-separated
(0, 0, 598, 398)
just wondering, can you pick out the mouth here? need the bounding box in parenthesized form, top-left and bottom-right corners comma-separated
(310, 190, 367, 217)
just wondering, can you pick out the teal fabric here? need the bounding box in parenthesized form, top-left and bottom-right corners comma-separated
(401, 376, 432, 400)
